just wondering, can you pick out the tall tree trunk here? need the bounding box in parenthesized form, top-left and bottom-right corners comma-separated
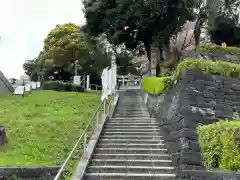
(144, 42, 152, 76)
(194, 0, 208, 51)
(162, 40, 175, 68)
(156, 46, 164, 77)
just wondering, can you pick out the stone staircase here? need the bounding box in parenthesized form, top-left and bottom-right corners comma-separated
(82, 90, 176, 180)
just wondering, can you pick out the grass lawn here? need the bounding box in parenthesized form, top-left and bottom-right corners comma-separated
(0, 90, 101, 167)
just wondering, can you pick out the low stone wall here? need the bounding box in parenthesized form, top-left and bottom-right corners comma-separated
(179, 170, 240, 180)
(0, 166, 60, 180)
(181, 50, 240, 63)
(141, 69, 240, 179)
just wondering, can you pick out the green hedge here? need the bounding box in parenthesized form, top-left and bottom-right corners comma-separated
(200, 45, 240, 56)
(175, 58, 240, 80)
(198, 121, 240, 171)
(142, 76, 172, 95)
(144, 58, 240, 95)
(42, 81, 84, 92)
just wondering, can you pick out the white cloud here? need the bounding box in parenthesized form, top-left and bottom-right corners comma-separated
(0, 0, 85, 78)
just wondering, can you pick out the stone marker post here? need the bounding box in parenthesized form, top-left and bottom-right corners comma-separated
(73, 76, 81, 85)
(0, 127, 7, 146)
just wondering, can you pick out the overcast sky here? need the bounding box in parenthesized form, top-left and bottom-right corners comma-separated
(0, 0, 85, 78)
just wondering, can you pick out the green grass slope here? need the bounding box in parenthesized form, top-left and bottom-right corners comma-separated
(0, 91, 100, 167)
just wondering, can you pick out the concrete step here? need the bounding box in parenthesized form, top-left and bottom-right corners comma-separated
(114, 109, 147, 111)
(109, 118, 154, 121)
(107, 122, 159, 126)
(110, 117, 154, 120)
(94, 147, 168, 154)
(114, 115, 150, 117)
(114, 116, 151, 118)
(115, 109, 148, 112)
(114, 110, 148, 112)
(100, 135, 163, 140)
(107, 120, 156, 124)
(97, 143, 165, 149)
(102, 132, 161, 136)
(103, 128, 161, 132)
(86, 165, 175, 174)
(92, 153, 171, 160)
(115, 109, 147, 111)
(103, 130, 159, 136)
(90, 159, 172, 167)
(115, 109, 148, 114)
(114, 113, 148, 115)
(83, 173, 176, 180)
(104, 125, 159, 129)
(99, 138, 164, 144)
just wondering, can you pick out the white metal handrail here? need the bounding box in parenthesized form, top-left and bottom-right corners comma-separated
(79, 75, 86, 88)
(117, 76, 141, 90)
(53, 94, 116, 180)
(90, 84, 102, 92)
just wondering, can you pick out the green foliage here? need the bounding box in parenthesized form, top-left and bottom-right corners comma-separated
(209, 15, 240, 46)
(159, 66, 176, 77)
(200, 45, 240, 56)
(42, 23, 89, 69)
(142, 76, 172, 95)
(23, 59, 40, 81)
(175, 59, 240, 80)
(23, 24, 113, 83)
(42, 81, 84, 92)
(198, 121, 240, 171)
(144, 58, 240, 95)
(84, 0, 195, 64)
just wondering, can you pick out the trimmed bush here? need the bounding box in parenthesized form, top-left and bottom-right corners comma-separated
(198, 121, 240, 171)
(175, 58, 240, 80)
(144, 59, 240, 96)
(143, 76, 172, 95)
(200, 45, 240, 56)
(159, 66, 176, 77)
(42, 81, 84, 92)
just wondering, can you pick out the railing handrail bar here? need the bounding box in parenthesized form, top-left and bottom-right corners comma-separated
(54, 99, 105, 180)
(90, 84, 102, 87)
(80, 75, 86, 85)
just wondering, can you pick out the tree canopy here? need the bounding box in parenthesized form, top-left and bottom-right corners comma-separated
(41, 23, 89, 71)
(83, 0, 195, 73)
(24, 23, 106, 82)
(23, 23, 134, 82)
(210, 15, 240, 46)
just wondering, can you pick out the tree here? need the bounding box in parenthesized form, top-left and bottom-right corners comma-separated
(208, 0, 240, 46)
(23, 59, 40, 81)
(209, 15, 240, 46)
(23, 23, 92, 81)
(84, 0, 195, 74)
(23, 23, 128, 83)
(193, 0, 240, 49)
(41, 23, 89, 72)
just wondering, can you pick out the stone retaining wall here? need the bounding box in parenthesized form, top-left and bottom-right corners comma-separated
(0, 166, 60, 180)
(141, 69, 240, 179)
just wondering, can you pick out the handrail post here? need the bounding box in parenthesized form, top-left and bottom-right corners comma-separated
(84, 133, 87, 155)
(103, 99, 106, 115)
(108, 101, 111, 116)
(96, 112, 99, 128)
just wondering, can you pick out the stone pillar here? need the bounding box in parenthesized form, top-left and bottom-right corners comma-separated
(86, 75, 90, 91)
